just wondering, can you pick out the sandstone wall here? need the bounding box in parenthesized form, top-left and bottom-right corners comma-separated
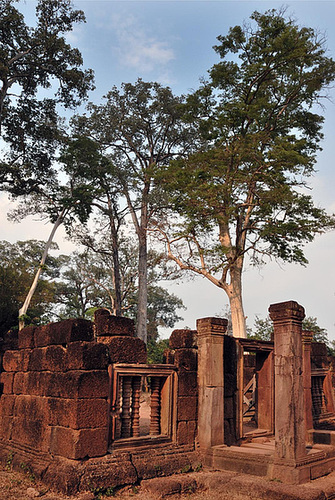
(0, 319, 110, 459)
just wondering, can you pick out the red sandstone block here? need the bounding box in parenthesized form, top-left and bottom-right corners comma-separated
(47, 398, 108, 429)
(169, 330, 197, 349)
(0, 395, 15, 417)
(27, 371, 53, 396)
(2, 350, 22, 372)
(178, 371, 197, 396)
(0, 372, 14, 394)
(14, 395, 48, 422)
(18, 325, 36, 349)
(45, 345, 67, 371)
(67, 342, 109, 370)
(44, 370, 109, 399)
(34, 319, 93, 347)
(13, 372, 27, 394)
(177, 396, 197, 421)
(94, 309, 135, 337)
(11, 415, 50, 451)
(99, 336, 147, 363)
(177, 420, 197, 445)
(0, 416, 13, 440)
(174, 349, 197, 371)
(50, 426, 108, 459)
(27, 347, 47, 371)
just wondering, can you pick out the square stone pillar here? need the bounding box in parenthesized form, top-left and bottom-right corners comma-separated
(269, 301, 308, 483)
(302, 330, 314, 444)
(197, 317, 227, 450)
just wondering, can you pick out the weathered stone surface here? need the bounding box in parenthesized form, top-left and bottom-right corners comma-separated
(50, 426, 108, 459)
(18, 325, 36, 349)
(47, 398, 108, 429)
(99, 336, 147, 363)
(13, 371, 28, 394)
(79, 454, 138, 492)
(67, 342, 110, 370)
(0, 394, 15, 416)
(174, 349, 197, 371)
(144, 476, 197, 498)
(11, 415, 51, 451)
(45, 371, 109, 399)
(27, 346, 67, 372)
(269, 300, 305, 323)
(45, 345, 68, 371)
(269, 300, 306, 468)
(27, 348, 46, 371)
(0, 371, 14, 393)
(197, 317, 228, 336)
(3, 350, 22, 372)
(132, 450, 194, 480)
(0, 415, 13, 439)
(169, 330, 197, 350)
(43, 461, 81, 496)
(94, 308, 135, 337)
(197, 317, 225, 449)
(177, 371, 197, 396)
(177, 396, 197, 421)
(177, 421, 197, 446)
(34, 319, 94, 347)
(14, 395, 48, 421)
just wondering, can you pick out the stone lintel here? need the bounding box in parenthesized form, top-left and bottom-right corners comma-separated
(269, 301, 305, 324)
(196, 317, 228, 337)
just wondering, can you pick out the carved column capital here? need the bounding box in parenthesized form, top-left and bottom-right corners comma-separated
(269, 301, 305, 324)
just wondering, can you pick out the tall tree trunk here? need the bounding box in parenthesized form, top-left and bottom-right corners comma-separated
(108, 204, 122, 316)
(226, 264, 247, 338)
(18, 209, 65, 330)
(137, 231, 148, 343)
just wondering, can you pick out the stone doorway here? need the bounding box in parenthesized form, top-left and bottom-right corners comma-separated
(237, 339, 274, 441)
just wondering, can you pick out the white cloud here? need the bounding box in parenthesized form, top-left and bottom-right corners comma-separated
(110, 14, 175, 74)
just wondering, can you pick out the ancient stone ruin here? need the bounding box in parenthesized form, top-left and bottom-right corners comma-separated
(1, 301, 335, 494)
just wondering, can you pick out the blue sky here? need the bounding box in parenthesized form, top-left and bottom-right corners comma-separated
(2, 0, 335, 337)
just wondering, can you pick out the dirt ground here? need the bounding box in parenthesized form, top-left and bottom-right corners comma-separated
(2, 461, 335, 500)
(0, 463, 211, 500)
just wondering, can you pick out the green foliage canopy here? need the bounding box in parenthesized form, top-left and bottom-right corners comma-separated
(0, 0, 94, 195)
(158, 9, 335, 337)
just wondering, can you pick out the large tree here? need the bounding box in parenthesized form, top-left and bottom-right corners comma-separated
(0, 0, 95, 326)
(72, 79, 194, 342)
(0, 0, 94, 194)
(0, 240, 59, 335)
(157, 9, 335, 338)
(60, 136, 125, 317)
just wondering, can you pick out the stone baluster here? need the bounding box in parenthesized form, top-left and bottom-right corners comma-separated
(131, 376, 141, 437)
(121, 376, 132, 438)
(114, 379, 122, 440)
(150, 377, 161, 435)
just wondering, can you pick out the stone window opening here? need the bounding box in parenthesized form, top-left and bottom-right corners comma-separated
(108, 364, 177, 450)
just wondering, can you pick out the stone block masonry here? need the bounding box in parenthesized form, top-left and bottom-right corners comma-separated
(0, 311, 199, 495)
(0, 318, 110, 460)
